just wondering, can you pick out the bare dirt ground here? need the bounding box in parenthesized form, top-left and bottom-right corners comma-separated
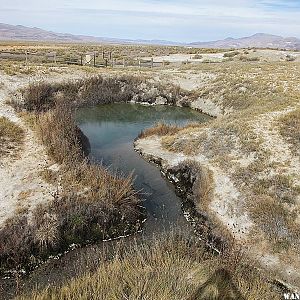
(147, 49, 300, 64)
(0, 67, 90, 228)
(147, 52, 226, 63)
(0, 74, 52, 227)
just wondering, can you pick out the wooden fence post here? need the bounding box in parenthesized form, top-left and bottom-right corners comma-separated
(25, 51, 28, 64)
(151, 58, 153, 68)
(138, 59, 141, 68)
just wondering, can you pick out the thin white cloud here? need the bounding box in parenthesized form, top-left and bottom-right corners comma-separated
(2, 0, 297, 17)
(1, 0, 300, 41)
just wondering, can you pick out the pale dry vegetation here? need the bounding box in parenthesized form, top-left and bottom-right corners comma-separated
(223, 51, 240, 58)
(140, 61, 300, 284)
(139, 122, 181, 138)
(0, 116, 24, 157)
(279, 108, 300, 155)
(248, 195, 300, 251)
(139, 122, 201, 139)
(17, 234, 280, 300)
(181, 61, 300, 113)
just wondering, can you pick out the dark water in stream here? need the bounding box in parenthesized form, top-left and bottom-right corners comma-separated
(76, 103, 211, 235)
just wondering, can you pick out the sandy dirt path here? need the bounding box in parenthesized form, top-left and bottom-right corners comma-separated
(0, 69, 87, 228)
(0, 73, 56, 227)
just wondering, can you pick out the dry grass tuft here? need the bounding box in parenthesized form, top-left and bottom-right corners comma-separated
(140, 122, 201, 142)
(36, 100, 83, 164)
(0, 116, 24, 157)
(193, 164, 214, 212)
(16, 234, 279, 300)
(139, 122, 180, 138)
(279, 108, 300, 155)
(248, 195, 300, 251)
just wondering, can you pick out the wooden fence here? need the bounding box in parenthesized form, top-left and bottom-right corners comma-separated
(0, 50, 166, 69)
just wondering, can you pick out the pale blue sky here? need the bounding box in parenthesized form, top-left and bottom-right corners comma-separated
(1, 0, 300, 42)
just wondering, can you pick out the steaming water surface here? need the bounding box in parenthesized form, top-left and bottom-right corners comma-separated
(77, 103, 211, 235)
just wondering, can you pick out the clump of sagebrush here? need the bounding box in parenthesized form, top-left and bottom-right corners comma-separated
(192, 54, 203, 59)
(0, 116, 24, 157)
(14, 74, 187, 113)
(16, 233, 280, 300)
(14, 75, 141, 112)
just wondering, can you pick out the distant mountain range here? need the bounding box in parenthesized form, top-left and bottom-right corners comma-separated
(1, 23, 300, 50)
(190, 33, 300, 50)
(0, 23, 181, 46)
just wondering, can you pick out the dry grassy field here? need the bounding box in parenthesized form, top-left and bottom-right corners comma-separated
(0, 42, 299, 299)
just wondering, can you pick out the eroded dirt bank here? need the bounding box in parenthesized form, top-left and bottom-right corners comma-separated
(133, 61, 300, 291)
(134, 107, 300, 291)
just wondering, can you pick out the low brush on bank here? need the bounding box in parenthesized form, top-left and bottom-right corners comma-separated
(139, 122, 181, 138)
(0, 74, 187, 271)
(0, 116, 24, 158)
(17, 233, 279, 300)
(279, 108, 300, 156)
(139, 122, 201, 139)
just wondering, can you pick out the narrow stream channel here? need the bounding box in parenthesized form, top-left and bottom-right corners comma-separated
(76, 103, 211, 235)
(0, 103, 211, 299)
